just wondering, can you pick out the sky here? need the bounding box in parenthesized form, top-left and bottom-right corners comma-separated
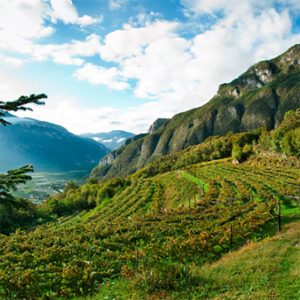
(0, 0, 300, 134)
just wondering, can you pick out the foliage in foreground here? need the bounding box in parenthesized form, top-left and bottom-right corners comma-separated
(0, 94, 47, 233)
(1, 153, 299, 298)
(84, 222, 300, 300)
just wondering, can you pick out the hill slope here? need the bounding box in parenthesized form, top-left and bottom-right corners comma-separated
(1, 154, 299, 298)
(92, 44, 300, 180)
(86, 222, 300, 300)
(0, 113, 299, 298)
(0, 114, 109, 172)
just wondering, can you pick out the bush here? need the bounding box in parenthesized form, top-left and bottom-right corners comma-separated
(232, 144, 243, 161)
(280, 128, 300, 157)
(133, 259, 200, 292)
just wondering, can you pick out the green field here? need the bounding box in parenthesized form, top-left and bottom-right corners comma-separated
(12, 170, 89, 203)
(0, 155, 299, 299)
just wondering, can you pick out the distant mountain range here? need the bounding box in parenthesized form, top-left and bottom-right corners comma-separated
(92, 44, 300, 180)
(0, 113, 109, 172)
(81, 130, 134, 150)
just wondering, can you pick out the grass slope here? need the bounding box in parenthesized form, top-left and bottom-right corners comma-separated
(194, 222, 300, 300)
(1, 155, 299, 299)
(86, 222, 299, 300)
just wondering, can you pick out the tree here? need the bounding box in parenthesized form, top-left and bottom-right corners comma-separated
(0, 94, 47, 233)
(0, 93, 46, 125)
(232, 144, 243, 161)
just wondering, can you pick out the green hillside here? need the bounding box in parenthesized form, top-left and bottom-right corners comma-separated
(92, 44, 300, 180)
(84, 222, 300, 300)
(0, 110, 299, 299)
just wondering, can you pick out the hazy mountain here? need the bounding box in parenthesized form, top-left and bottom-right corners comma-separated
(0, 114, 109, 172)
(81, 130, 134, 150)
(92, 44, 300, 180)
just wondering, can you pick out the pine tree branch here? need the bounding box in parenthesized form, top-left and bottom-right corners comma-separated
(0, 94, 47, 126)
(0, 93, 46, 195)
(0, 165, 34, 193)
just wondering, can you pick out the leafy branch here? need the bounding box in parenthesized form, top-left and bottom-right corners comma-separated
(0, 93, 47, 126)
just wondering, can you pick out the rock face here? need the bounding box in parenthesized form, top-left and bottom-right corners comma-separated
(91, 44, 300, 180)
(148, 118, 169, 134)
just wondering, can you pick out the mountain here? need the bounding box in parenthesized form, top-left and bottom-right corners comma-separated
(92, 44, 300, 180)
(0, 114, 109, 172)
(81, 130, 134, 150)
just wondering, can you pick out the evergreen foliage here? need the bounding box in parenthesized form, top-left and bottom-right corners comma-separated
(0, 93, 46, 125)
(272, 109, 300, 156)
(0, 94, 47, 233)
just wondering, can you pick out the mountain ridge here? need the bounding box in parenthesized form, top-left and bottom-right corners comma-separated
(80, 130, 134, 150)
(92, 44, 300, 180)
(0, 113, 109, 172)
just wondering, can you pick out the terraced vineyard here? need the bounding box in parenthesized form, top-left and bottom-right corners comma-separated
(1, 156, 299, 299)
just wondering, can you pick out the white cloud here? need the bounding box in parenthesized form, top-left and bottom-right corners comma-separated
(0, 67, 33, 100)
(1, 0, 300, 135)
(79, 9, 299, 103)
(50, 0, 99, 26)
(15, 95, 176, 134)
(0, 0, 101, 67)
(0, 55, 25, 67)
(181, 0, 300, 16)
(74, 63, 129, 90)
(128, 12, 164, 27)
(0, 0, 54, 56)
(69, 5, 300, 133)
(31, 34, 101, 65)
(0, 0, 53, 39)
(77, 15, 100, 26)
(108, 0, 127, 10)
(99, 21, 180, 62)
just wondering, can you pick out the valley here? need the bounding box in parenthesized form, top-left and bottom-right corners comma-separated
(12, 170, 88, 203)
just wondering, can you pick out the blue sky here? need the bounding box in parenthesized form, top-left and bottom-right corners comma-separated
(0, 0, 300, 134)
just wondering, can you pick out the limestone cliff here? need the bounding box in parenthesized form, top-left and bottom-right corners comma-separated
(91, 44, 300, 180)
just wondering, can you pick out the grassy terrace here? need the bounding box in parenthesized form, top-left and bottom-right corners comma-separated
(0, 155, 299, 299)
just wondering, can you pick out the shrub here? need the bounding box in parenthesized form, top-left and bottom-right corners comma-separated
(133, 259, 200, 292)
(232, 144, 243, 161)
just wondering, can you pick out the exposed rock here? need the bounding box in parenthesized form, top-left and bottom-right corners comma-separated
(279, 44, 300, 67)
(92, 44, 300, 181)
(148, 118, 169, 134)
(217, 84, 239, 98)
(137, 134, 160, 169)
(232, 159, 239, 165)
(98, 152, 117, 168)
(255, 67, 272, 83)
(214, 105, 242, 135)
(244, 77, 263, 89)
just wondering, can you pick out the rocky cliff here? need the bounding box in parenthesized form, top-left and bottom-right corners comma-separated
(92, 44, 300, 180)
